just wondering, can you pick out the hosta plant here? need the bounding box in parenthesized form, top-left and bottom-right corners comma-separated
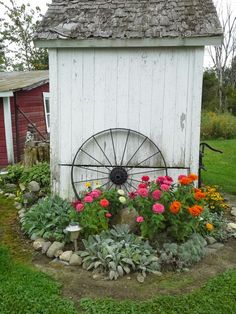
(79, 225, 160, 281)
(22, 196, 78, 242)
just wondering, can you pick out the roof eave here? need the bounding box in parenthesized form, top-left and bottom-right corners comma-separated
(34, 35, 223, 49)
(0, 79, 49, 94)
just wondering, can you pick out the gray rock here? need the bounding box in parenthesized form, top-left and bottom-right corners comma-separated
(19, 212, 25, 219)
(227, 222, 236, 232)
(50, 258, 69, 266)
(152, 271, 162, 276)
(59, 251, 73, 262)
(23, 192, 37, 205)
(18, 209, 25, 216)
(47, 242, 65, 258)
(7, 193, 16, 199)
(92, 273, 104, 280)
(208, 243, 224, 250)
(206, 236, 217, 245)
(41, 241, 52, 254)
(14, 202, 22, 210)
(69, 254, 82, 266)
(5, 183, 17, 191)
(33, 238, 45, 251)
(137, 273, 145, 283)
(54, 249, 64, 258)
(112, 207, 138, 232)
(231, 207, 236, 217)
(28, 181, 40, 192)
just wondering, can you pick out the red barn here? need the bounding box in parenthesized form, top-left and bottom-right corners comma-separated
(0, 71, 49, 167)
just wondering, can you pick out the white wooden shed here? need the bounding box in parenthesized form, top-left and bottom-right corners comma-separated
(35, 0, 222, 200)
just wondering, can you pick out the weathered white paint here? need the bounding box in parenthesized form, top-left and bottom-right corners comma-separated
(3, 97, 14, 163)
(49, 47, 204, 199)
(0, 92, 13, 97)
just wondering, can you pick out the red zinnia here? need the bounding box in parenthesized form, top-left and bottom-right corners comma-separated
(141, 176, 150, 182)
(100, 198, 110, 208)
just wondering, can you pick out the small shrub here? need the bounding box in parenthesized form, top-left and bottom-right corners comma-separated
(201, 111, 236, 139)
(158, 233, 206, 270)
(22, 196, 78, 242)
(2, 164, 24, 184)
(79, 225, 160, 281)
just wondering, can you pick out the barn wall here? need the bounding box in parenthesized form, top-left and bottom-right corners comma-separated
(49, 47, 204, 199)
(0, 98, 8, 167)
(10, 83, 49, 161)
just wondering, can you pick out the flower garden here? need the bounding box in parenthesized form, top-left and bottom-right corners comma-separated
(1, 163, 235, 285)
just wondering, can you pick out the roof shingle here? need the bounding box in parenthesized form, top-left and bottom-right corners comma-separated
(35, 0, 222, 41)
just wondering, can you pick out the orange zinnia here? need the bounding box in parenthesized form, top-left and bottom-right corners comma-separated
(169, 201, 181, 214)
(179, 176, 193, 185)
(188, 173, 198, 181)
(188, 205, 204, 217)
(194, 191, 206, 200)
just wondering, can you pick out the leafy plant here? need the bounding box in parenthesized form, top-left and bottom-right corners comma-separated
(79, 225, 160, 281)
(158, 233, 206, 270)
(2, 164, 24, 184)
(203, 185, 229, 214)
(22, 196, 78, 242)
(20, 162, 50, 193)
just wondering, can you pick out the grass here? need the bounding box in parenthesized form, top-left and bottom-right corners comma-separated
(80, 269, 236, 313)
(0, 246, 78, 314)
(201, 139, 236, 195)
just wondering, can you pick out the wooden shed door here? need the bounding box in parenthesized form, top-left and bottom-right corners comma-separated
(0, 101, 8, 167)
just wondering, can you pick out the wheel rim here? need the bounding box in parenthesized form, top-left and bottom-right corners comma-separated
(71, 128, 167, 199)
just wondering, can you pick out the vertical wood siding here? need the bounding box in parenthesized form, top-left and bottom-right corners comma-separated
(0, 99, 8, 167)
(50, 47, 204, 199)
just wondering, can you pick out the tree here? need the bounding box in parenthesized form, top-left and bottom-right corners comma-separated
(0, 0, 48, 71)
(208, 0, 236, 112)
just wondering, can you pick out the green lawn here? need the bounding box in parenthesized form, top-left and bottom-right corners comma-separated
(201, 139, 236, 195)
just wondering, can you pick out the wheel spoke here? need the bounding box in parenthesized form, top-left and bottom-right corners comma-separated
(120, 129, 130, 166)
(108, 183, 114, 191)
(74, 177, 109, 184)
(80, 148, 111, 171)
(127, 151, 160, 172)
(129, 169, 164, 176)
(77, 166, 109, 175)
(126, 180, 137, 190)
(125, 137, 148, 167)
(110, 129, 117, 166)
(122, 183, 130, 193)
(99, 181, 110, 189)
(127, 178, 141, 184)
(93, 136, 113, 166)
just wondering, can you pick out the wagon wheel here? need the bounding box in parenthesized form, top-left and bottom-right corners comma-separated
(71, 128, 167, 199)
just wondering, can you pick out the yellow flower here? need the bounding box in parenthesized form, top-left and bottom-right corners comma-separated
(85, 182, 91, 188)
(206, 223, 214, 231)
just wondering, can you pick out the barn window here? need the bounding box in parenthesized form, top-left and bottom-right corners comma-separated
(43, 92, 50, 132)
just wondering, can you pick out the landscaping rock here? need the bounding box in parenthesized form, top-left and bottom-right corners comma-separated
(46, 242, 65, 258)
(19, 212, 25, 219)
(41, 241, 52, 254)
(54, 250, 64, 258)
(231, 207, 236, 217)
(59, 251, 73, 262)
(152, 271, 162, 276)
(69, 254, 82, 266)
(137, 274, 145, 283)
(28, 181, 40, 192)
(208, 243, 224, 250)
(18, 209, 25, 216)
(14, 202, 22, 210)
(227, 222, 236, 232)
(7, 193, 16, 199)
(23, 192, 37, 205)
(92, 273, 104, 280)
(33, 238, 45, 251)
(206, 236, 217, 245)
(112, 207, 138, 232)
(50, 258, 69, 266)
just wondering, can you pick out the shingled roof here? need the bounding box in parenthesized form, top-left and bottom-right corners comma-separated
(35, 0, 222, 41)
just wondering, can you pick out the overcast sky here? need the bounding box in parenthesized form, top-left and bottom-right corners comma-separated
(1, 0, 236, 67)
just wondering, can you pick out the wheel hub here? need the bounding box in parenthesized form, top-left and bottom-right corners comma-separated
(109, 167, 128, 185)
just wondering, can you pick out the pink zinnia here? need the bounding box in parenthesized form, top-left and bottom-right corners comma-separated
(76, 203, 84, 212)
(137, 188, 149, 197)
(166, 176, 173, 183)
(156, 176, 166, 184)
(90, 189, 101, 199)
(160, 184, 170, 191)
(152, 203, 165, 214)
(141, 176, 150, 182)
(136, 216, 144, 223)
(84, 195, 93, 203)
(105, 212, 112, 218)
(138, 183, 147, 189)
(71, 200, 81, 209)
(152, 189, 161, 200)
